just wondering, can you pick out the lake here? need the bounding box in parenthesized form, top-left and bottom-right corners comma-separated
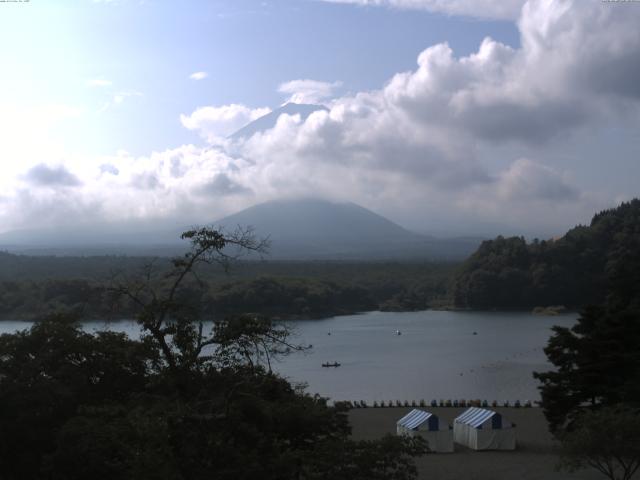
(0, 310, 577, 403)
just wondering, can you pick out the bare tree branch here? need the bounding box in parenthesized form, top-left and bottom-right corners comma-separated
(106, 225, 274, 373)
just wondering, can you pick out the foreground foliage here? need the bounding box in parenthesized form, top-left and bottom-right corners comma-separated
(534, 204, 640, 479)
(558, 406, 640, 480)
(0, 227, 427, 479)
(533, 201, 640, 431)
(534, 304, 640, 431)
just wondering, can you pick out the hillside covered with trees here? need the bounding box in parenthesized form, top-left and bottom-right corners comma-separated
(452, 199, 640, 310)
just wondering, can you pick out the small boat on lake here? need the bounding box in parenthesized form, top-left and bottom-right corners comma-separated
(396, 330, 402, 335)
(322, 362, 341, 368)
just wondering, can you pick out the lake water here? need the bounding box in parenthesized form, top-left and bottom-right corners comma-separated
(0, 310, 577, 403)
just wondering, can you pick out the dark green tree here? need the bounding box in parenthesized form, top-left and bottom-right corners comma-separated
(558, 405, 640, 480)
(0, 227, 428, 480)
(0, 314, 156, 479)
(453, 199, 640, 310)
(533, 199, 640, 433)
(534, 304, 640, 432)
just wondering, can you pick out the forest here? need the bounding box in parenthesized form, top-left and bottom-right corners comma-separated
(451, 199, 640, 310)
(0, 255, 454, 320)
(1, 199, 639, 320)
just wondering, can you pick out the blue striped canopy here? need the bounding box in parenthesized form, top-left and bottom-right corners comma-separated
(397, 409, 439, 431)
(455, 407, 503, 429)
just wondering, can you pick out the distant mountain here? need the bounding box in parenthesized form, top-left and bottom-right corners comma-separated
(0, 223, 187, 256)
(0, 198, 482, 260)
(215, 198, 481, 260)
(229, 103, 327, 140)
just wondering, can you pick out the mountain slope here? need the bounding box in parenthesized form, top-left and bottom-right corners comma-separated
(216, 198, 479, 260)
(0, 198, 481, 260)
(229, 103, 327, 139)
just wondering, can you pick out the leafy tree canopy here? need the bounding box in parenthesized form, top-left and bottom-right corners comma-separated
(558, 405, 640, 480)
(534, 305, 640, 431)
(0, 227, 427, 480)
(453, 199, 640, 309)
(533, 201, 640, 433)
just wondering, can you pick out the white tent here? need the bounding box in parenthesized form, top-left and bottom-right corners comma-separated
(453, 407, 516, 450)
(396, 409, 454, 453)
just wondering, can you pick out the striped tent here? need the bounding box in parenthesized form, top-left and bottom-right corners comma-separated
(396, 409, 453, 453)
(453, 407, 516, 450)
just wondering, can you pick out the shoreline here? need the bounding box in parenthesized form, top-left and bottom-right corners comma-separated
(0, 306, 582, 323)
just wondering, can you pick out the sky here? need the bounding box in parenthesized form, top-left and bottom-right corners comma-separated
(0, 0, 639, 239)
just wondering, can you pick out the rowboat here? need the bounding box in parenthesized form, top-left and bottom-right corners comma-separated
(322, 362, 341, 367)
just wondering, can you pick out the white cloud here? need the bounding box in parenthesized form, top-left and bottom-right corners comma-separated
(23, 164, 82, 187)
(0, 103, 83, 191)
(198, 173, 252, 197)
(218, 0, 639, 229)
(130, 171, 161, 190)
(99, 163, 120, 175)
(495, 158, 578, 202)
(278, 79, 342, 104)
(1, 0, 638, 237)
(320, 0, 526, 20)
(113, 91, 142, 104)
(189, 71, 209, 81)
(0, 145, 255, 233)
(180, 104, 271, 141)
(87, 79, 112, 87)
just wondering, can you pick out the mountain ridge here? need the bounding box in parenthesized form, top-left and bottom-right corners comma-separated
(0, 198, 482, 260)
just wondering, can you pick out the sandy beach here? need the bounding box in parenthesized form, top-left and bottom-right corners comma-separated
(349, 407, 610, 480)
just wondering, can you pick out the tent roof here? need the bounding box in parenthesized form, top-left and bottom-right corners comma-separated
(455, 407, 498, 428)
(397, 409, 434, 429)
